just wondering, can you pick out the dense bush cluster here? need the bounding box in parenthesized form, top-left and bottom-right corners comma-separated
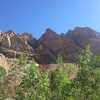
(0, 46, 100, 100)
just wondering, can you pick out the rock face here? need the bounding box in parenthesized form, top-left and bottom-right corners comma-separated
(19, 33, 38, 48)
(0, 31, 33, 57)
(0, 31, 16, 48)
(90, 39, 100, 54)
(37, 28, 80, 64)
(0, 27, 100, 64)
(36, 27, 100, 64)
(64, 27, 100, 55)
(65, 27, 97, 48)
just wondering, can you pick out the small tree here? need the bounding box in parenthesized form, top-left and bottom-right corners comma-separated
(79, 45, 93, 67)
(72, 45, 100, 100)
(49, 55, 73, 100)
(16, 60, 50, 100)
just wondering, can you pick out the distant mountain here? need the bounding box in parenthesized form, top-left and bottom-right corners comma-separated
(64, 27, 97, 47)
(37, 28, 80, 64)
(0, 27, 100, 64)
(63, 27, 100, 55)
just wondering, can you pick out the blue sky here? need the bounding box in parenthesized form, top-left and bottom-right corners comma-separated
(0, 0, 100, 38)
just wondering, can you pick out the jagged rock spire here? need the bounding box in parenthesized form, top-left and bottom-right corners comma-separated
(0, 31, 16, 48)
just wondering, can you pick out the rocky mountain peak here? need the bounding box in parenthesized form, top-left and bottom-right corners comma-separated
(0, 31, 16, 38)
(65, 27, 98, 47)
(39, 28, 59, 42)
(46, 28, 55, 33)
(0, 31, 16, 39)
(0, 31, 34, 58)
(0, 27, 100, 64)
(0, 31, 17, 48)
(74, 27, 97, 36)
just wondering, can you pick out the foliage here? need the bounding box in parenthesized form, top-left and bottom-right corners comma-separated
(72, 45, 100, 100)
(0, 45, 100, 100)
(0, 67, 6, 80)
(16, 54, 28, 65)
(79, 45, 93, 66)
(49, 67, 72, 100)
(0, 67, 6, 99)
(56, 54, 64, 65)
(16, 54, 74, 100)
(16, 61, 50, 100)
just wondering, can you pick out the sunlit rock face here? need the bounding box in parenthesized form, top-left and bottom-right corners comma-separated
(0, 31, 16, 48)
(0, 31, 34, 57)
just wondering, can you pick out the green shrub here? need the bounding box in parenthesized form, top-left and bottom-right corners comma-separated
(72, 45, 100, 100)
(16, 61, 50, 100)
(1, 46, 100, 100)
(0, 67, 6, 80)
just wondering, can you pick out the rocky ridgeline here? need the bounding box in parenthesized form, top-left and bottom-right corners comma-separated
(0, 31, 33, 58)
(0, 27, 100, 64)
(0, 31, 16, 48)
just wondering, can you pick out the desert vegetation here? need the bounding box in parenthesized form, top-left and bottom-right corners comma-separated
(0, 46, 100, 100)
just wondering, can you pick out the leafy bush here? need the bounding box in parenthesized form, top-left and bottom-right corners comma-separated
(0, 67, 6, 80)
(16, 61, 50, 100)
(49, 67, 72, 100)
(0, 46, 100, 100)
(72, 46, 100, 100)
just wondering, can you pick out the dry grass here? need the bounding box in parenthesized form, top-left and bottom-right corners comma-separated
(0, 55, 10, 72)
